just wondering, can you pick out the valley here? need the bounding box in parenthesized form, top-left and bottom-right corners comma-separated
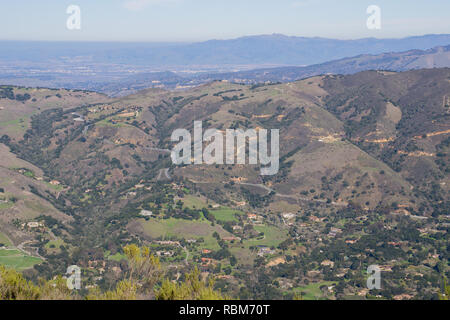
(0, 68, 448, 300)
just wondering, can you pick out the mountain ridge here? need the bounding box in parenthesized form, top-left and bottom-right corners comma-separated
(1, 33, 450, 67)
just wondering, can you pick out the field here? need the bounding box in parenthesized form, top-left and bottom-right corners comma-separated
(229, 246, 256, 266)
(246, 225, 288, 247)
(108, 253, 127, 262)
(210, 207, 243, 222)
(138, 217, 233, 250)
(291, 281, 337, 300)
(0, 249, 42, 271)
(181, 195, 209, 209)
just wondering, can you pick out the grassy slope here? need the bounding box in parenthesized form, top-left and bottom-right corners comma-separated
(0, 249, 42, 271)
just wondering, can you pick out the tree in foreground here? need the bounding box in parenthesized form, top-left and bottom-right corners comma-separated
(155, 267, 225, 300)
(0, 265, 72, 300)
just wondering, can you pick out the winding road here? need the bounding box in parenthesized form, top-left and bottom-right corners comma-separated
(157, 168, 171, 181)
(234, 182, 348, 207)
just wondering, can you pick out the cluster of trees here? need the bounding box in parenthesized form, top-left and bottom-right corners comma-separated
(0, 87, 31, 101)
(240, 187, 274, 208)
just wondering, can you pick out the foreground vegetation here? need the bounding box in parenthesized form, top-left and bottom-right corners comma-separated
(0, 245, 225, 300)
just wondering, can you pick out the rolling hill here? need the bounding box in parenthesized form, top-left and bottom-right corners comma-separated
(194, 45, 450, 84)
(0, 68, 448, 298)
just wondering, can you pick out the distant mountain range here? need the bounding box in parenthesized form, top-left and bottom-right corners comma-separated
(1, 33, 450, 69)
(194, 44, 450, 84)
(0, 34, 450, 96)
(91, 44, 450, 96)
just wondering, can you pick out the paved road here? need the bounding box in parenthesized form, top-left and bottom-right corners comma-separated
(179, 245, 189, 265)
(2, 230, 45, 260)
(17, 240, 46, 261)
(157, 168, 171, 181)
(143, 146, 171, 154)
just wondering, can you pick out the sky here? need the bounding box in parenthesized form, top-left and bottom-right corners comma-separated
(0, 0, 449, 42)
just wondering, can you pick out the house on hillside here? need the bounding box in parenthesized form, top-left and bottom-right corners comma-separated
(223, 236, 241, 242)
(139, 210, 153, 217)
(257, 246, 275, 257)
(21, 221, 45, 231)
(328, 227, 342, 238)
(171, 183, 184, 190)
(309, 215, 325, 222)
(156, 251, 174, 257)
(200, 258, 218, 267)
(282, 213, 295, 219)
(320, 260, 334, 268)
(247, 213, 263, 224)
(155, 240, 180, 246)
(379, 265, 393, 272)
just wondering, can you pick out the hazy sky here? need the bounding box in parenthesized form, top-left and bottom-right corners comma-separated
(1, 0, 449, 42)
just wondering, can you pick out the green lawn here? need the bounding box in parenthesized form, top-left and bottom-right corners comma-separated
(0, 249, 22, 257)
(291, 281, 337, 300)
(23, 170, 35, 178)
(210, 207, 243, 222)
(0, 249, 42, 271)
(246, 224, 288, 247)
(96, 119, 127, 128)
(108, 252, 127, 262)
(182, 195, 208, 209)
(140, 217, 232, 250)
